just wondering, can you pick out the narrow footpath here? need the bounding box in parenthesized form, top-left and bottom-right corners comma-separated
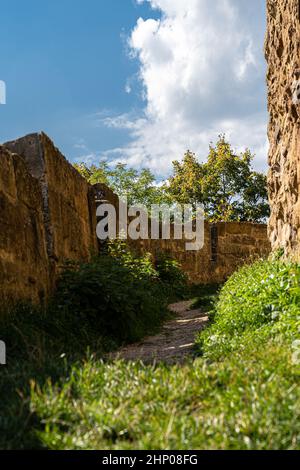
(110, 300, 209, 364)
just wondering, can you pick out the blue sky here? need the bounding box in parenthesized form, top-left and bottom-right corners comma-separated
(0, 0, 267, 176)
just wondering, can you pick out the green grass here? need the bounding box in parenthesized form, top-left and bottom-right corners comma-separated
(189, 284, 220, 311)
(0, 245, 183, 449)
(30, 340, 300, 450)
(1, 257, 300, 449)
(0, 301, 107, 449)
(29, 258, 300, 450)
(195, 259, 300, 360)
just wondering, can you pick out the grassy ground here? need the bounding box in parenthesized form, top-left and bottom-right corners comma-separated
(30, 258, 300, 450)
(0, 247, 178, 449)
(1, 257, 300, 449)
(31, 342, 299, 450)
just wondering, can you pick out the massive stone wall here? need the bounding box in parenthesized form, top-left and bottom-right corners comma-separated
(4, 133, 98, 285)
(0, 134, 98, 304)
(0, 132, 270, 305)
(265, 0, 300, 259)
(132, 222, 270, 285)
(0, 147, 50, 304)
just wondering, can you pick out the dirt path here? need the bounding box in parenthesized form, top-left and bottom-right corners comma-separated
(109, 300, 209, 364)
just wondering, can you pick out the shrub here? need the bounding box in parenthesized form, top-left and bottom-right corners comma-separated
(189, 284, 220, 312)
(195, 259, 300, 360)
(106, 239, 159, 281)
(54, 253, 168, 345)
(0, 244, 178, 449)
(155, 255, 188, 298)
(106, 239, 188, 298)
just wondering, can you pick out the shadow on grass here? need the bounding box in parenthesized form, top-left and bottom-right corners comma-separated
(188, 284, 221, 313)
(0, 280, 216, 449)
(0, 302, 112, 449)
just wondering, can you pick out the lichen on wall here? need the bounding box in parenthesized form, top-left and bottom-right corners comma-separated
(265, 0, 300, 259)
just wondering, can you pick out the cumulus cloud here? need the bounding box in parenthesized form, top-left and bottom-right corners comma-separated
(102, 0, 268, 175)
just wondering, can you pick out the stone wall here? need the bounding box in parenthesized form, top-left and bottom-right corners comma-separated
(0, 147, 50, 304)
(95, 188, 270, 284)
(265, 0, 300, 259)
(132, 222, 270, 285)
(0, 132, 271, 305)
(4, 133, 98, 286)
(0, 133, 98, 304)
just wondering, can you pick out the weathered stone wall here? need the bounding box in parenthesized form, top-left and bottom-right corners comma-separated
(0, 132, 271, 305)
(0, 146, 50, 304)
(4, 133, 98, 285)
(95, 188, 271, 284)
(132, 222, 270, 284)
(0, 133, 98, 304)
(265, 0, 300, 259)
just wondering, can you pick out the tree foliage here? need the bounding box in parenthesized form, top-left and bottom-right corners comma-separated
(166, 136, 269, 222)
(75, 136, 269, 223)
(74, 161, 170, 208)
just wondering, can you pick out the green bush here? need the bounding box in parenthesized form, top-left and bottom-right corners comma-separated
(189, 284, 220, 312)
(0, 244, 185, 448)
(155, 255, 188, 298)
(54, 255, 168, 345)
(106, 239, 158, 281)
(196, 259, 300, 360)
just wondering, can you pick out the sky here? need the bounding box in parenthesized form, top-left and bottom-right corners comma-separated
(0, 0, 268, 177)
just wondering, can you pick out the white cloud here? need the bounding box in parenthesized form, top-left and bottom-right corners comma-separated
(102, 0, 268, 175)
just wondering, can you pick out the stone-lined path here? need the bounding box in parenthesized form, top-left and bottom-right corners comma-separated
(110, 300, 209, 364)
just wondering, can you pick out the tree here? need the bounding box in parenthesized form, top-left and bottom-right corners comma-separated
(165, 151, 204, 208)
(74, 161, 170, 208)
(75, 136, 269, 222)
(74, 162, 109, 186)
(167, 136, 269, 223)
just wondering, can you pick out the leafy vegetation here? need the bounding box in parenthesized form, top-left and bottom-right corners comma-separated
(55, 259, 164, 345)
(1, 250, 299, 450)
(30, 343, 300, 450)
(167, 137, 269, 222)
(155, 255, 188, 299)
(29, 258, 300, 450)
(75, 136, 269, 222)
(195, 258, 300, 361)
(0, 244, 185, 449)
(189, 284, 220, 311)
(74, 161, 171, 208)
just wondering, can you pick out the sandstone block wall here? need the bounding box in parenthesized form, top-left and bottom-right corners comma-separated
(0, 132, 271, 305)
(132, 222, 270, 284)
(4, 133, 98, 285)
(266, 0, 300, 259)
(0, 133, 98, 304)
(0, 147, 50, 304)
